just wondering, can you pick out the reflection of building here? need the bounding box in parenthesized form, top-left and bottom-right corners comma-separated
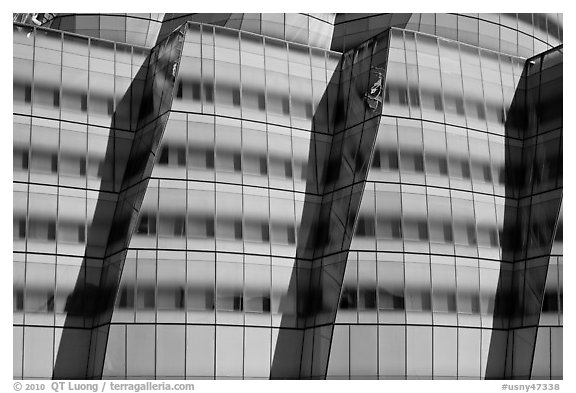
(13, 13, 562, 379)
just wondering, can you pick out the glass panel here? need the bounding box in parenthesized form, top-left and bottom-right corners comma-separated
(350, 325, 377, 377)
(186, 325, 215, 377)
(23, 327, 53, 378)
(406, 326, 432, 378)
(156, 325, 185, 377)
(378, 325, 405, 378)
(405, 261, 432, 318)
(244, 327, 271, 378)
(157, 252, 185, 322)
(375, 187, 403, 248)
(433, 327, 457, 378)
(458, 328, 481, 378)
(216, 326, 243, 378)
(244, 257, 271, 317)
(216, 189, 243, 242)
(186, 252, 215, 322)
(377, 255, 405, 323)
(126, 325, 155, 377)
(327, 325, 348, 377)
(216, 255, 243, 324)
(135, 253, 156, 322)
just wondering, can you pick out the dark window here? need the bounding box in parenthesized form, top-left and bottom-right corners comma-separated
(363, 289, 377, 309)
(234, 220, 243, 240)
(414, 153, 424, 172)
(233, 152, 242, 171)
(489, 229, 499, 247)
(18, 218, 26, 239)
(375, 150, 399, 170)
(398, 88, 408, 106)
(391, 219, 402, 239)
(471, 294, 480, 314)
(177, 147, 186, 166)
(14, 290, 24, 311)
(287, 225, 295, 245)
(356, 216, 375, 237)
(28, 219, 58, 240)
(204, 83, 214, 102)
(393, 295, 405, 310)
(233, 295, 243, 311)
(174, 217, 186, 237)
(476, 103, 486, 120)
(176, 81, 183, 98)
(206, 217, 215, 238)
(284, 160, 293, 178)
(483, 164, 493, 182)
(542, 291, 558, 312)
(466, 225, 477, 246)
(281, 97, 290, 115)
(205, 148, 215, 169)
(175, 288, 185, 309)
(159, 146, 169, 164)
(438, 156, 448, 175)
(20, 149, 29, 170)
(305, 102, 313, 119)
(372, 150, 381, 168)
(421, 290, 432, 311)
(137, 214, 156, 235)
(25, 84, 32, 103)
(261, 223, 270, 242)
(379, 289, 405, 310)
(409, 87, 420, 107)
(119, 287, 134, 308)
(433, 93, 443, 111)
(497, 107, 505, 124)
(143, 289, 155, 308)
(461, 160, 471, 178)
(47, 220, 56, 240)
(232, 88, 241, 106)
(300, 162, 307, 180)
(51, 154, 58, 173)
(455, 98, 465, 115)
(498, 166, 506, 185)
(81, 94, 88, 112)
(53, 89, 60, 107)
(205, 289, 215, 310)
(259, 156, 268, 175)
(418, 221, 429, 240)
(356, 218, 366, 236)
(447, 292, 457, 312)
(192, 82, 201, 100)
(257, 93, 266, 110)
(339, 287, 357, 309)
(79, 157, 86, 176)
(12, 82, 30, 103)
(388, 150, 399, 170)
(262, 297, 271, 312)
(78, 225, 85, 243)
(443, 222, 453, 243)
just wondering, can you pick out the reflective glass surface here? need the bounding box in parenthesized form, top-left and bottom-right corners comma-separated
(13, 14, 562, 380)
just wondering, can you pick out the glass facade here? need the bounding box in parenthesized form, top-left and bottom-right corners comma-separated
(332, 13, 563, 57)
(327, 29, 562, 380)
(43, 14, 165, 48)
(13, 13, 562, 380)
